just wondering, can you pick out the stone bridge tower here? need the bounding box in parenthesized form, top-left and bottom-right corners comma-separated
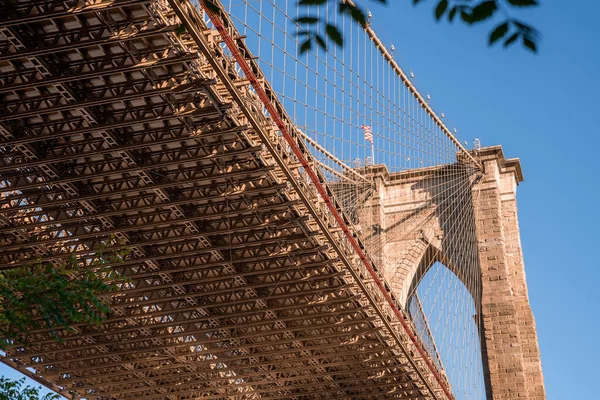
(359, 145, 546, 399)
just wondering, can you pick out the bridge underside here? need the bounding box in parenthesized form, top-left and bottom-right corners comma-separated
(0, 1, 449, 399)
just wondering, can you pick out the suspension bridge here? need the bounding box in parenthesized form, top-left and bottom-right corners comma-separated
(0, 0, 545, 399)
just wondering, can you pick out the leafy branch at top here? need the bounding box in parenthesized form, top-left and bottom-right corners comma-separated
(296, 0, 540, 53)
(431, 0, 540, 52)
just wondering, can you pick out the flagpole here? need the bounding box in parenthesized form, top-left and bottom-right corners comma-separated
(371, 140, 375, 165)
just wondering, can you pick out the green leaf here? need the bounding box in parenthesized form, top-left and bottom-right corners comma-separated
(448, 6, 457, 22)
(299, 0, 328, 5)
(295, 16, 319, 24)
(460, 10, 473, 23)
(503, 32, 519, 47)
(435, 0, 449, 21)
(299, 39, 312, 54)
(339, 2, 367, 27)
(325, 23, 343, 46)
(489, 21, 509, 45)
(314, 33, 327, 50)
(507, 0, 538, 6)
(523, 35, 537, 52)
(468, 0, 498, 24)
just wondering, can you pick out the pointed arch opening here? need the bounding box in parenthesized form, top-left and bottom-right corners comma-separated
(407, 260, 486, 399)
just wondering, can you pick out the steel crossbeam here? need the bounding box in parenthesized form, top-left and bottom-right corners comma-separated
(0, 53, 195, 94)
(0, 173, 272, 215)
(0, 80, 213, 121)
(0, 25, 176, 62)
(0, 0, 147, 27)
(1, 188, 290, 231)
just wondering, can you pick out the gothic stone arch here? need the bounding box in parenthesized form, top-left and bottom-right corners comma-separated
(358, 146, 546, 400)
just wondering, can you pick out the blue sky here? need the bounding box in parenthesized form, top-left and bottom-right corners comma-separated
(2, 1, 598, 398)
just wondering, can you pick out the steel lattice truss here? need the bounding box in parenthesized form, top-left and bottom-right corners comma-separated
(0, 0, 452, 398)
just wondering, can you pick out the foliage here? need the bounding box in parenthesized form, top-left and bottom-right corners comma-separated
(295, 0, 540, 53)
(0, 243, 128, 397)
(0, 245, 128, 348)
(0, 377, 61, 400)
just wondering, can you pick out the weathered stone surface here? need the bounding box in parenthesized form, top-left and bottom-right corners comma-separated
(475, 146, 546, 400)
(362, 146, 545, 399)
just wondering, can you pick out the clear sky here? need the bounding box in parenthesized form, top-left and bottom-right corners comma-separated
(2, 1, 598, 398)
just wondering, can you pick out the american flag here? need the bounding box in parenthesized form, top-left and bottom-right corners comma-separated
(361, 125, 373, 144)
